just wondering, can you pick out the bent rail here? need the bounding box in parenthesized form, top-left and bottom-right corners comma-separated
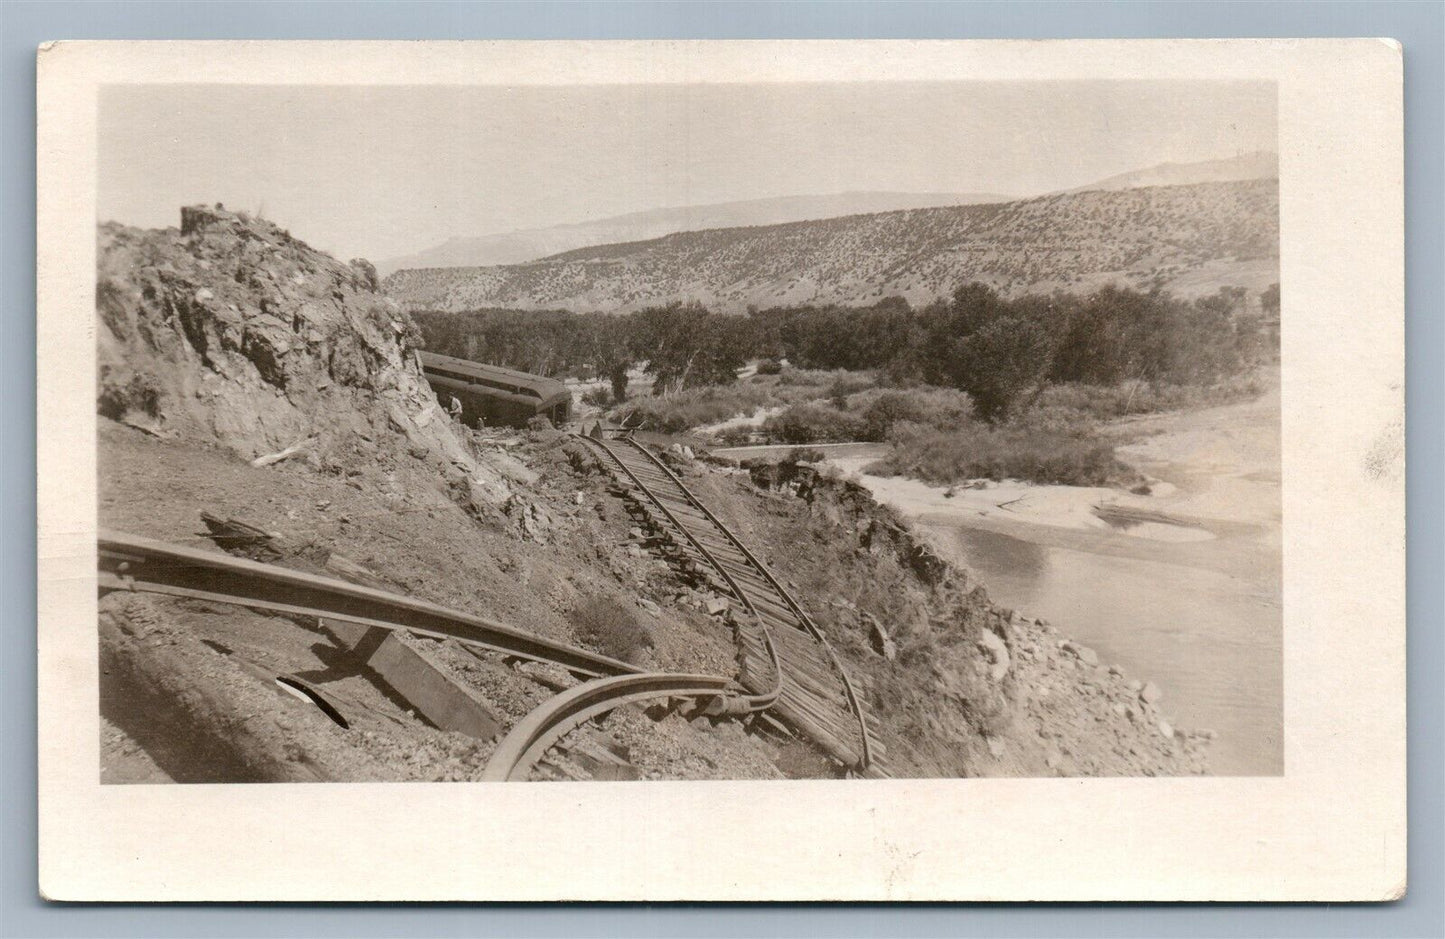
(578, 434, 784, 711)
(576, 433, 880, 772)
(616, 435, 875, 769)
(97, 529, 638, 678)
(481, 672, 738, 781)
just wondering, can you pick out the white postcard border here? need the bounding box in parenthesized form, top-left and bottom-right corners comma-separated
(37, 39, 1405, 901)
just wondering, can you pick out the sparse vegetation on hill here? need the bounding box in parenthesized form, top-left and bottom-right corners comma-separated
(567, 597, 655, 665)
(386, 179, 1279, 314)
(620, 384, 777, 435)
(758, 385, 975, 445)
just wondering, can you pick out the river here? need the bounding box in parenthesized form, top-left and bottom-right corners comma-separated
(822, 385, 1283, 775)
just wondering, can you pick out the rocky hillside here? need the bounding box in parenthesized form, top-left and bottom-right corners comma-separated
(97, 205, 511, 503)
(385, 179, 1279, 314)
(377, 191, 1017, 275)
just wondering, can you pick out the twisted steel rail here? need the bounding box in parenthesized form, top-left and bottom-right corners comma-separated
(575, 432, 876, 771)
(481, 672, 738, 781)
(98, 530, 754, 782)
(97, 529, 639, 678)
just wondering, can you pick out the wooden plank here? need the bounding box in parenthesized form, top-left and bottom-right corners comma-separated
(783, 667, 848, 705)
(770, 700, 859, 768)
(566, 739, 641, 781)
(330, 621, 504, 742)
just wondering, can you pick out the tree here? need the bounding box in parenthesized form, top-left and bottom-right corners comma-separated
(955, 315, 1054, 421)
(609, 361, 630, 403)
(900, 284, 1054, 421)
(631, 302, 747, 395)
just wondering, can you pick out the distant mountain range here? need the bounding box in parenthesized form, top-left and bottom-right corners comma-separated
(379, 152, 1278, 276)
(385, 177, 1280, 315)
(376, 191, 1019, 275)
(1062, 151, 1279, 193)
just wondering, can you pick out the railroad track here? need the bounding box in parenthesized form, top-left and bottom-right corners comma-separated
(98, 530, 759, 781)
(101, 439, 889, 780)
(98, 529, 642, 679)
(576, 431, 887, 775)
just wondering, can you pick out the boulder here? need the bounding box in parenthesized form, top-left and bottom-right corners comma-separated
(976, 629, 1011, 682)
(865, 613, 897, 661)
(1061, 641, 1099, 667)
(1139, 681, 1163, 705)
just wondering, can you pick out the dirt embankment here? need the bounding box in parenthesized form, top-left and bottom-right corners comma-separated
(98, 419, 786, 781)
(729, 459, 1212, 777)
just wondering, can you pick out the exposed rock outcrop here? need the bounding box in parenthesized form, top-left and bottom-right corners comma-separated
(97, 206, 509, 502)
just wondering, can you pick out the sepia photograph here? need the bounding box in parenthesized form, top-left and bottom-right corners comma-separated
(93, 77, 1280, 784)
(37, 38, 1405, 902)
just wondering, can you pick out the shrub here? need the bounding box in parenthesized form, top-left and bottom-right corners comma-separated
(776, 366, 843, 387)
(620, 383, 773, 433)
(787, 447, 827, 464)
(1035, 375, 1264, 420)
(581, 386, 612, 408)
(825, 373, 878, 408)
(755, 358, 783, 375)
(762, 403, 868, 444)
(856, 387, 973, 440)
(867, 417, 1137, 487)
(567, 597, 654, 665)
(97, 371, 161, 421)
(716, 426, 758, 447)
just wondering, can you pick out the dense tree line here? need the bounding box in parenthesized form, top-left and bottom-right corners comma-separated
(410, 282, 1278, 421)
(412, 303, 749, 401)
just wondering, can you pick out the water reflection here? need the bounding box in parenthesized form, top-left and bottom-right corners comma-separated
(951, 525, 1282, 775)
(1093, 508, 1216, 542)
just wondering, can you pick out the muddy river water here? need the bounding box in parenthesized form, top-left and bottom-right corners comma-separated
(947, 523, 1281, 775)
(820, 386, 1283, 775)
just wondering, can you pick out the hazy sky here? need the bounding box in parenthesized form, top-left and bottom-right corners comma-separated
(99, 81, 1276, 262)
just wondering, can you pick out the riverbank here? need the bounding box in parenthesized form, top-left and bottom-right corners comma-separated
(815, 379, 1283, 775)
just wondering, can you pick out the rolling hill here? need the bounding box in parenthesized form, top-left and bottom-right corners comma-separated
(376, 191, 1017, 275)
(385, 178, 1280, 315)
(1063, 151, 1278, 193)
